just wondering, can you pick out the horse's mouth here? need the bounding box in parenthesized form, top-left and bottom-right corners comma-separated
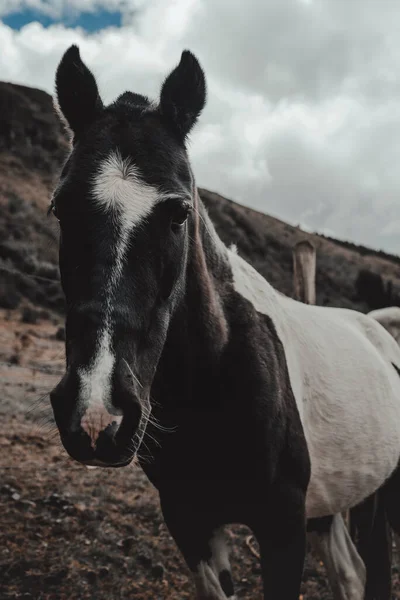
(61, 436, 135, 468)
(58, 427, 137, 469)
(81, 456, 134, 469)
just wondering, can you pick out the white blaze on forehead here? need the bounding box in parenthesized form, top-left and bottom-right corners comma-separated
(92, 150, 160, 229)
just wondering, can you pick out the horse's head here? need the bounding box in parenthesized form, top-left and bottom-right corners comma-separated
(50, 45, 206, 467)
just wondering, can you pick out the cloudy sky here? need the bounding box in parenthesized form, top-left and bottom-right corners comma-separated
(1, 0, 400, 254)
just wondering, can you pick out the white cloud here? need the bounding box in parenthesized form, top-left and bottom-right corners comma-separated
(1, 0, 400, 253)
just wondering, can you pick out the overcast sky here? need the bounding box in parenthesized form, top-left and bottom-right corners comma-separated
(1, 0, 400, 254)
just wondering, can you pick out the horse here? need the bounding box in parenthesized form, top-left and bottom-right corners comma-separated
(49, 44, 400, 600)
(368, 307, 400, 347)
(292, 240, 394, 600)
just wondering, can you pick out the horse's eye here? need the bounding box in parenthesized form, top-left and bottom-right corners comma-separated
(171, 202, 191, 232)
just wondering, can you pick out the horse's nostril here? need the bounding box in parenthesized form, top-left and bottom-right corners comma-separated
(102, 421, 120, 442)
(80, 405, 123, 450)
(95, 422, 120, 454)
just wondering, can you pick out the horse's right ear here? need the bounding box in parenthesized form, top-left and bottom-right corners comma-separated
(55, 45, 103, 139)
(160, 50, 206, 141)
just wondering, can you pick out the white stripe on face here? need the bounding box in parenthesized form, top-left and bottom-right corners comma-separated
(78, 329, 122, 448)
(78, 151, 161, 441)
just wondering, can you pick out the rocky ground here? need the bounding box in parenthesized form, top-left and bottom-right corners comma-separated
(1, 307, 400, 599)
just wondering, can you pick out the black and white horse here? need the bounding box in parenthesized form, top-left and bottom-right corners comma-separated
(292, 240, 393, 600)
(50, 45, 400, 600)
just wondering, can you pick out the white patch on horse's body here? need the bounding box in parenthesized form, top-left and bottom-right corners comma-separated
(228, 249, 400, 518)
(308, 514, 366, 599)
(194, 529, 235, 599)
(369, 306, 400, 346)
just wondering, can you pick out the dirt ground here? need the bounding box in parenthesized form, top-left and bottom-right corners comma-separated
(0, 308, 399, 599)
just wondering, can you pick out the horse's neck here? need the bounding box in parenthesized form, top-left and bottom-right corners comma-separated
(186, 193, 230, 353)
(154, 193, 230, 409)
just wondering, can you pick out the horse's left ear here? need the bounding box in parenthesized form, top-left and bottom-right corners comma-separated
(160, 50, 206, 140)
(55, 45, 103, 139)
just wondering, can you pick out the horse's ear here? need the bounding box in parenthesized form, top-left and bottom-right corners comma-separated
(55, 45, 103, 139)
(160, 50, 206, 140)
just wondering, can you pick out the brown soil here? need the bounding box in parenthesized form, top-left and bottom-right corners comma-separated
(1, 308, 400, 599)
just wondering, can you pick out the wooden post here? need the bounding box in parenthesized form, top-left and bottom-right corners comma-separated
(293, 240, 316, 305)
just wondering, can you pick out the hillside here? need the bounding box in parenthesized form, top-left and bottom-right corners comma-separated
(0, 82, 68, 313)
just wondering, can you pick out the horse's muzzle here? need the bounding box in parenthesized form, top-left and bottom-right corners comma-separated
(50, 378, 142, 467)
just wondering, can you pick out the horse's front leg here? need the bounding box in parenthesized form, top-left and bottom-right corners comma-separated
(160, 496, 236, 600)
(252, 481, 307, 600)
